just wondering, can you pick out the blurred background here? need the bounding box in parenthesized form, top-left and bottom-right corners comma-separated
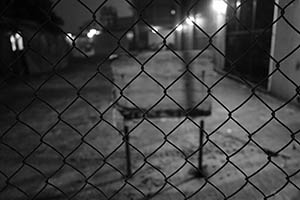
(1, 0, 300, 199)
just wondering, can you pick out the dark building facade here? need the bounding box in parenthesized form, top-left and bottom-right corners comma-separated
(225, 0, 275, 88)
(131, 0, 225, 52)
(132, 0, 181, 50)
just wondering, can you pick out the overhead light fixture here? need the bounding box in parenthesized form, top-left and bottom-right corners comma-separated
(212, 0, 227, 15)
(126, 31, 134, 40)
(176, 24, 183, 32)
(236, 0, 241, 8)
(65, 33, 74, 45)
(87, 29, 100, 39)
(185, 16, 195, 26)
(170, 9, 176, 15)
(195, 14, 205, 26)
(151, 26, 159, 34)
(67, 33, 74, 39)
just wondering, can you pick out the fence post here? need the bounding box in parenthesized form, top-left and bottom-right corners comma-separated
(190, 119, 206, 178)
(124, 123, 132, 178)
(198, 120, 204, 174)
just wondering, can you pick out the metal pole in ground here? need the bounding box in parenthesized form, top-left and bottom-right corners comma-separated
(124, 123, 132, 178)
(189, 119, 206, 177)
(198, 120, 204, 173)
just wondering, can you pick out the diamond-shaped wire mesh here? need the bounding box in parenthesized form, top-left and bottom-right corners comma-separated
(1, 0, 300, 199)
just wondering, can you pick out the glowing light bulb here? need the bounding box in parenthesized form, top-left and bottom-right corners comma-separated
(212, 0, 227, 15)
(185, 16, 195, 26)
(87, 29, 100, 38)
(176, 24, 183, 32)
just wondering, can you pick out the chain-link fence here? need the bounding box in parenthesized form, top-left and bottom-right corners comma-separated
(1, 0, 300, 199)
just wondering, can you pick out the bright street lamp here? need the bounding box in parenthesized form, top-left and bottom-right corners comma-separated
(212, 0, 227, 15)
(87, 29, 100, 39)
(176, 24, 183, 32)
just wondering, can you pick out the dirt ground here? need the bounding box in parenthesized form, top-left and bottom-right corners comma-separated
(1, 52, 300, 200)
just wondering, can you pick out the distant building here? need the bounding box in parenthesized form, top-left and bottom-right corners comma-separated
(224, 0, 274, 88)
(131, 0, 226, 54)
(0, 19, 69, 77)
(75, 15, 134, 57)
(0, 0, 69, 77)
(93, 16, 134, 56)
(134, 0, 179, 28)
(220, 0, 300, 105)
(132, 0, 180, 50)
(99, 6, 118, 28)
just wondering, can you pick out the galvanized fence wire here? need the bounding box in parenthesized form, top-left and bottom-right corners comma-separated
(1, 0, 300, 199)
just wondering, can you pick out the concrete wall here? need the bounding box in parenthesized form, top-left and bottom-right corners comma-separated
(270, 0, 300, 103)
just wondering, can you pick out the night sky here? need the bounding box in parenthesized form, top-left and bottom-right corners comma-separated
(54, 0, 133, 33)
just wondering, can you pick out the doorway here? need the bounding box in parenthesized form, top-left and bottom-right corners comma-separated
(225, 0, 275, 88)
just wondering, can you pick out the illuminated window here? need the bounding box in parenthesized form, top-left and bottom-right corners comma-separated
(10, 33, 24, 51)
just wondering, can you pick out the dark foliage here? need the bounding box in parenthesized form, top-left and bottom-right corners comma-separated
(0, 0, 63, 26)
